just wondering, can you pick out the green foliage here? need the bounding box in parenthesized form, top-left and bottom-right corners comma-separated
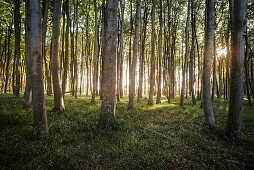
(0, 94, 253, 169)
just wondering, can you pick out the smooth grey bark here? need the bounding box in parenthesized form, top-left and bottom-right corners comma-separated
(91, 0, 99, 104)
(148, 0, 156, 105)
(14, 0, 21, 97)
(226, 0, 247, 136)
(30, 0, 48, 139)
(180, 0, 191, 106)
(62, 0, 70, 97)
(51, 0, 65, 112)
(23, 0, 32, 108)
(128, 0, 141, 109)
(203, 0, 215, 126)
(117, 0, 124, 102)
(156, 0, 163, 104)
(99, 0, 118, 129)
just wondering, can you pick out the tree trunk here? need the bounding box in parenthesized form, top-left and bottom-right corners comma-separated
(203, 0, 215, 127)
(91, 0, 99, 103)
(226, 0, 247, 136)
(24, 0, 32, 108)
(189, 0, 196, 105)
(156, 0, 163, 104)
(211, 37, 216, 104)
(180, 0, 190, 106)
(14, 0, 21, 97)
(99, 0, 118, 129)
(148, 0, 156, 105)
(74, 1, 78, 99)
(30, 0, 48, 139)
(42, 0, 51, 96)
(128, 0, 141, 109)
(4, 23, 12, 94)
(62, 0, 70, 97)
(51, 0, 65, 112)
(117, 0, 125, 102)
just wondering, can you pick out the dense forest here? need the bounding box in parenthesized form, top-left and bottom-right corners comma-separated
(0, 0, 254, 169)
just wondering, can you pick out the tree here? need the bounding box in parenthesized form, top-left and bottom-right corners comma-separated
(180, 0, 190, 106)
(189, 0, 196, 105)
(128, 0, 141, 109)
(99, 0, 118, 129)
(117, 0, 125, 103)
(203, 0, 215, 127)
(226, 0, 247, 136)
(30, 0, 48, 138)
(156, 0, 163, 104)
(23, 0, 32, 108)
(148, 0, 156, 105)
(51, 0, 65, 112)
(13, 0, 21, 97)
(62, 0, 70, 97)
(91, 0, 99, 104)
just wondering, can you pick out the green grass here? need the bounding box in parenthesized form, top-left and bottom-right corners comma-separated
(0, 94, 253, 169)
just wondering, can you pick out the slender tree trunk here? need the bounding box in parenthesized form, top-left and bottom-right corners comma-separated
(99, 0, 118, 129)
(211, 37, 216, 104)
(148, 0, 156, 105)
(180, 0, 190, 106)
(4, 23, 12, 94)
(62, 0, 70, 97)
(91, 0, 99, 103)
(42, 0, 51, 96)
(156, 0, 163, 104)
(74, 1, 78, 98)
(30, 0, 48, 139)
(60, 1, 65, 78)
(14, 0, 21, 97)
(226, 0, 247, 136)
(128, 0, 141, 109)
(51, 0, 65, 112)
(203, 0, 215, 126)
(189, 0, 196, 105)
(244, 29, 252, 105)
(23, 0, 32, 108)
(80, 34, 84, 95)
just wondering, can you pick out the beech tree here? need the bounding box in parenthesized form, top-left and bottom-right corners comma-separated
(30, 0, 48, 138)
(203, 0, 215, 126)
(226, 0, 247, 136)
(51, 0, 65, 112)
(99, 0, 118, 129)
(148, 0, 156, 105)
(128, 0, 141, 109)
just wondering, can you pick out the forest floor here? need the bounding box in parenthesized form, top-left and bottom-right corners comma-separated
(0, 94, 254, 169)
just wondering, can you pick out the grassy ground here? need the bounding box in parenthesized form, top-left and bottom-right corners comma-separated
(0, 94, 253, 169)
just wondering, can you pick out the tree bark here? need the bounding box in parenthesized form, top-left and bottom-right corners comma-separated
(51, 0, 65, 112)
(14, 0, 21, 97)
(180, 0, 190, 106)
(117, 0, 125, 102)
(99, 0, 118, 129)
(128, 0, 141, 109)
(30, 0, 48, 139)
(226, 0, 247, 136)
(148, 0, 156, 105)
(23, 0, 32, 108)
(62, 0, 70, 97)
(156, 0, 163, 104)
(189, 0, 196, 105)
(91, 0, 99, 103)
(203, 0, 215, 126)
